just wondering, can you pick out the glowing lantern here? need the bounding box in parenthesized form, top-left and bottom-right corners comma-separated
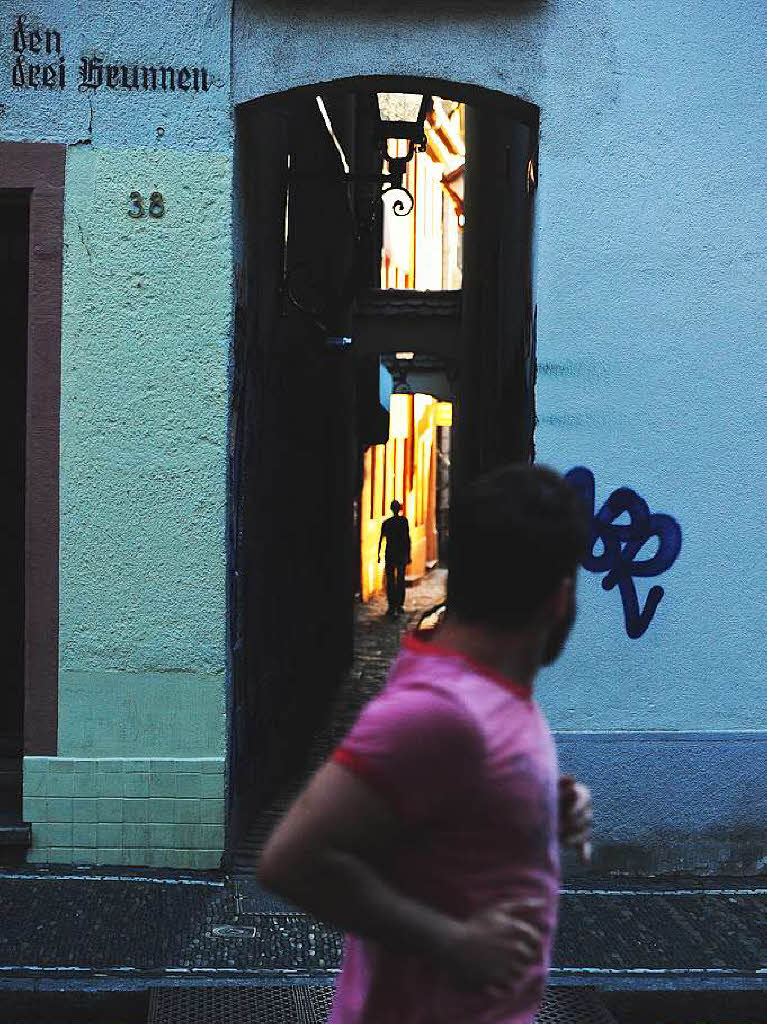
(435, 402, 453, 427)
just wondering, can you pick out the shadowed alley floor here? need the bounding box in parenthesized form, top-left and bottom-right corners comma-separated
(231, 568, 448, 876)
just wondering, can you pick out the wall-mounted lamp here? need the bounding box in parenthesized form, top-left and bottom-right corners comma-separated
(371, 92, 432, 215)
(375, 92, 432, 192)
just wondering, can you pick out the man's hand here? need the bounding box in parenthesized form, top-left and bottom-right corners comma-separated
(442, 898, 545, 992)
(558, 776, 593, 864)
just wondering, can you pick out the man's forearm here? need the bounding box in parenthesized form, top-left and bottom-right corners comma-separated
(263, 845, 461, 962)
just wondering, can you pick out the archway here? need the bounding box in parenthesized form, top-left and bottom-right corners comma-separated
(227, 77, 539, 861)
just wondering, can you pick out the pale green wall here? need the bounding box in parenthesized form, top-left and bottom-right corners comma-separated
(58, 673, 225, 757)
(60, 146, 232, 757)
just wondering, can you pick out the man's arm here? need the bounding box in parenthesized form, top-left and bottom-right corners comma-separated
(378, 522, 385, 562)
(258, 761, 544, 989)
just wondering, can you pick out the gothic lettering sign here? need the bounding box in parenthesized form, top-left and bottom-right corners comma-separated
(11, 15, 64, 89)
(10, 15, 214, 94)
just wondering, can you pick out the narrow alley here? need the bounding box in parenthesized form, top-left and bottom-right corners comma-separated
(231, 569, 448, 874)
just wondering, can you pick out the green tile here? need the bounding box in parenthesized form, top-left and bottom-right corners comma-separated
(149, 773, 176, 798)
(156, 849, 185, 869)
(150, 759, 173, 772)
(192, 850, 221, 869)
(76, 774, 100, 798)
(47, 847, 74, 863)
(72, 848, 97, 864)
(172, 759, 197, 773)
(200, 825, 225, 851)
(98, 798, 123, 822)
(74, 759, 98, 772)
(199, 759, 223, 774)
(123, 848, 151, 866)
(97, 773, 123, 797)
(124, 773, 149, 798)
(102, 760, 124, 772)
(200, 799, 224, 825)
(175, 824, 201, 849)
(123, 823, 149, 847)
(48, 773, 75, 797)
(24, 772, 47, 796)
(36, 823, 73, 846)
(144, 849, 165, 868)
(72, 823, 98, 847)
(97, 823, 122, 848)
(176, 774, 201, 798)
(47, 798, 73, 821)
(149, 798, 175, 823)
(27, 849, 49, 863)
(98, 849, 123, 865)
(50, 759, 74, 773)
(175, 799, 200, 825)
(23, 797, 46, 822)
(199, 774, 222, 799)
(149, 823, 179, 848)
(123, 799, 148, 823)
(73, 798, 99, 823)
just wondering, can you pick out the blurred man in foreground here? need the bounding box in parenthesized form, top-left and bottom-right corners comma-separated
(259, 464, 594, 1023)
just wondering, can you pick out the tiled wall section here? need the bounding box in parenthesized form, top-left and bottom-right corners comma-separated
(23, 757, 225, 869)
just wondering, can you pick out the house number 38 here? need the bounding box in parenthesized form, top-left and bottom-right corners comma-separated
(128, 191, 165, 218)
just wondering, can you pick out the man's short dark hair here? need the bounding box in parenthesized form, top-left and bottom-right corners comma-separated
(447, 463, 589, 629)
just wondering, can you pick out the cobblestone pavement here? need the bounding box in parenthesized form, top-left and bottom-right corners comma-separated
(0, 869, 764, 982)
(231, 569, 447, 872)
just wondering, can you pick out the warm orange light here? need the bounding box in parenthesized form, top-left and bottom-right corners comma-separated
(389, 393, 410, 439)
(435, 402, 453, 427)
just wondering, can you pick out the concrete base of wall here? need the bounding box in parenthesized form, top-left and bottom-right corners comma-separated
(556, 732, 767, 877)
(20, 734, 766, 875)
(23, 757, 225, 869)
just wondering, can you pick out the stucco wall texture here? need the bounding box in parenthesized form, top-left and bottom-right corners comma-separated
(2, 2, 234, 758)
(233, 0, 767, 733)
(2, 0, 765, 868)
(59, 145, 231, 756)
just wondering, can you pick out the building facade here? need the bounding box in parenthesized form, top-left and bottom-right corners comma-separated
(1, 1, 765, 874)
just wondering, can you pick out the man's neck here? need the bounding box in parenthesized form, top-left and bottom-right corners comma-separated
(431, 615, 544, 690)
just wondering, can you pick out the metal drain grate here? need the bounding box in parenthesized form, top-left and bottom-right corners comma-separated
(148, 984, 335, 1024)
(536, 989, 617, 1024)
(148, 985, 615, 1024)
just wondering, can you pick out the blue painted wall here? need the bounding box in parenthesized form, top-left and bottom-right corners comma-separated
(3, 2, 232, 152)
(4, 0, 765, 870)
(232, 0, 767, 735)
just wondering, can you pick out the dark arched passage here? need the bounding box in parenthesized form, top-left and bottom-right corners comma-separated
(227, 77, 539, 858)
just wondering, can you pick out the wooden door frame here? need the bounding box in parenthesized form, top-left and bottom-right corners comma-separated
(0, 142, 65, 756)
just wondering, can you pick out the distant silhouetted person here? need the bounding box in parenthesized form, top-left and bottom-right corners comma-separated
(378, 499, 411, 616)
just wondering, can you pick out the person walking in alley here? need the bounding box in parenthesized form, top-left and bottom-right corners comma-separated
(378, 499, 411, 616)
(259, 464, 594, 1024)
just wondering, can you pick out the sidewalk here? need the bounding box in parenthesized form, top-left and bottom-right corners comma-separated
(0, 868, 763, 989)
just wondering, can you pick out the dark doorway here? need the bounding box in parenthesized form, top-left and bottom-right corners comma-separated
(0, 192, 29, 821)
(229, 79, 538, 860)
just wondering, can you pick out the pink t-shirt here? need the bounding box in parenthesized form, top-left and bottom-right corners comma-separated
(329, 630, 560, 1024)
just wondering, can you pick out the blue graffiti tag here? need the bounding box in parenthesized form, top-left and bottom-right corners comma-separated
(565, 467, 682, 639)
